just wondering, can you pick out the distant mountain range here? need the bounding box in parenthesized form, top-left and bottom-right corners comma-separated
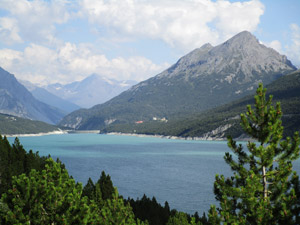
(20, 80, 80, 114)
(0, 66, 136, 133)
(59, 31, 296, 130)
(103, 69, 300, 139)
(0, 67, 65, 124)
(44, 74, 137, 108)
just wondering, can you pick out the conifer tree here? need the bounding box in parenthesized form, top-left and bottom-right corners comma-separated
(167, 212, 200, 225)
(0, 136, 49, 197)
(98, 171, 114, 200)
(1, 158, 99, 224)
(208, 83, 300, 224)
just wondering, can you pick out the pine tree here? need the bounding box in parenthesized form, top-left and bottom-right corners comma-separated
(1, 158, 99, 224)
(0, 136, 49, 197)
(98, 171, 114, 200)
(100, 188, 145, 224)
(208, 83, 300, 224)
(167, 212, 201, 225)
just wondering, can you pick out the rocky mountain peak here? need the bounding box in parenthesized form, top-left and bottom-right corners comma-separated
(225, 30, 258, 46)
(59, 32, 296, 130)
(159, 31, 296, 81)
(199, 43, 213, 51)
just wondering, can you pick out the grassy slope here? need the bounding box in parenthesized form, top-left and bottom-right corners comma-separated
(103, 70, 300, 138)
(0, 113, 60, 135)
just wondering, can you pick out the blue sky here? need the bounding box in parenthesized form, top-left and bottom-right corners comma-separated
(0, 0, 299, 85)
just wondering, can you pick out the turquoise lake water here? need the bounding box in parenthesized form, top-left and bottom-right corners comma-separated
(7, 133, 300, 215)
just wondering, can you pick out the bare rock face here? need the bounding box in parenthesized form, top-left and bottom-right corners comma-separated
(60, 31, 296, 130)
(156, 31, 294, 82)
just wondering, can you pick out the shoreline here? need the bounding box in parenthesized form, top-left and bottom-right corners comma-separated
(105, 132, 228, 141)
(4, 130, 249, 142)
(4, 129, 101, 137)
(4, 129, 67, 137)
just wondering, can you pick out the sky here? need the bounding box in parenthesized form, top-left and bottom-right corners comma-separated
(0, 0, 299, 85)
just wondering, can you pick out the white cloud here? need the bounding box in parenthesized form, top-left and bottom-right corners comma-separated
(264, 24, 300, 68)
(264, 40, 282, 53)
(0, 0, 70, 45)
(214, 0, 264, 40)
(0, 0, 266, 85)
(0, 17, 23, 45)
(0, 43, 169, 85)
(80, 0, 264, 51)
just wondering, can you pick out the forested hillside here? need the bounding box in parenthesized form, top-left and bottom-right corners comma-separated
(103, 70, 300, 139)
(0, 113, 60, 135)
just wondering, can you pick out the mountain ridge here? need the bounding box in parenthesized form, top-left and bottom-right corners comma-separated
(20, 80, 80, 114)
(0, 67, 65, 124)
(44, 74, 137, 108)
(104, 69, 300, 139)
(59, 31, 296, 130)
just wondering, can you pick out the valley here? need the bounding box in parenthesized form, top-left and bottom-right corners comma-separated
(0, 31, 299, 137)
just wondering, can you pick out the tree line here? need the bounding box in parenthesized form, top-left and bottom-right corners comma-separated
(0, 83, 299, 224)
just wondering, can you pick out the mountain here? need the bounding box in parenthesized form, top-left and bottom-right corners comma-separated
(0, 113, 61, 135)
(44, 74, 137, 108)
(20, 80, 80, 114)
(59, 31, 296, 130)
(104, 69, 300, 139)
(0, 67, 65, 124)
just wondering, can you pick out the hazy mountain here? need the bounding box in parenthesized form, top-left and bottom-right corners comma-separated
(0, 67, 65, 124)
(44, 74, 137, 108)
(105, 69, 300, 139)
(20, 80, 80, 114)
(59, 31, 296, 130)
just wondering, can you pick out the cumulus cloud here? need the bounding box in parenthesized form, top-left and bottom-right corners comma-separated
(0, 0, 266, 84)
(264, 24, 300, 67)
(0, 17, 23, 45)
(0, 0, 70, 45)
(264, 40, 282, 53)
(80, 0, 264, 51)
(0, 43, 169, 85)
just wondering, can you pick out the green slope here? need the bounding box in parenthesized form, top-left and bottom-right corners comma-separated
(0, 113, 61, 135)
(103, 70, 300, 138)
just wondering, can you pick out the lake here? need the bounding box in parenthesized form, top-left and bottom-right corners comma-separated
(7, 133, 300, 215)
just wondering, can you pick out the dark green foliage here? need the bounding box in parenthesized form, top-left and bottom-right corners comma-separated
(1, 158, 99, 224)
(98, 171, 114, 200)
(0, 113, 60, 135)
(81, 172, 145, 224)
(126, 194, 209, 225)
(0, 135, 50, 197)
(103, 69, 300, 139)
(82, 171, 114, 207)
(82, 177, 96, 200)
(208, 83, 300, 224)
(167, 212, 199, 225)
(100, 189, 143, 225)
(0, 143, 145, 224)
(127, 194, 171, 225)
(166, 211, 209, 225)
